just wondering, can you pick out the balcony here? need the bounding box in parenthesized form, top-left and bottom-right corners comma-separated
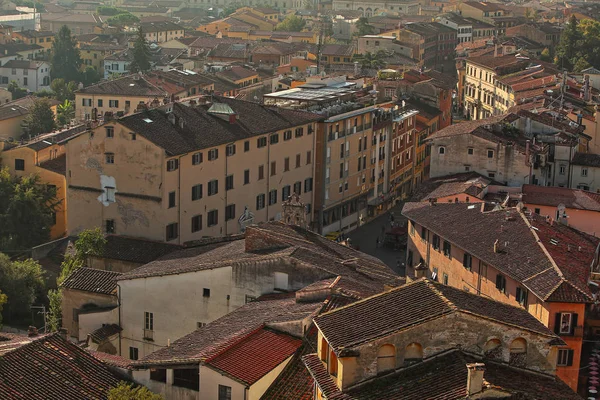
(143, 329, 154, 341)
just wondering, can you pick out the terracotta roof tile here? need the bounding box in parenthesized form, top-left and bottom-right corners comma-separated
(410, 172, 495, 201)
(314, 280, 557, 355)
(76, 74, 167, 96)
(101, 235, 182, 264)
(0, 334, 123, 399)
(61, 267, 122, 295)
(38, 154, 66, 176)
(522, 184, 600, 211)
(572, 152, 600, 167)
(206, 327, 302, 385)
(88, 324, 122, 344)
(88, 350, 132, 370)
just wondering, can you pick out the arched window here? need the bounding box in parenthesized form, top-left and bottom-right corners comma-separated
(404, 342, 423, 364)
(328, 350, 338, 377)
(509, 338, 527, 367)
(439, 146, 445, 155)
(484, 338, 502, 360)
(377, 344, 396, 373)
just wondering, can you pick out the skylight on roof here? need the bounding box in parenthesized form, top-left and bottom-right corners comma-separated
(143, 118, 153, 123)
(129, 83, 135, 86)
(42, 140, 52, 145)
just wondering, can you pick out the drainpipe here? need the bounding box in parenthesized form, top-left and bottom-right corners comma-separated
(177, 154, 184, 244)
(266, 137, 271, 222)
(116, 282, 122, 356)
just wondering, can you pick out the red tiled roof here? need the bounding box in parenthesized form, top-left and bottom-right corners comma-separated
(0, 334, 123, 399)
(0, 333, 46, 356)
(302, 354, 342, 398)
(88, 350, 132, 370)
(522, 184, 600, 211)
(61, 267, 122, 295)
(206, 327, 302, 385)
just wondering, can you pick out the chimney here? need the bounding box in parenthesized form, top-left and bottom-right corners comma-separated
(168, 112, 176, 126)
(493, 239, 499, 253)
(58, 328, 68, 340)
(229, 113, 237, 124)
(179, 117, 184, 129)
(27, 326, 38, 337)
(414, 262, 428, 279)
(466, 363, 486, 395)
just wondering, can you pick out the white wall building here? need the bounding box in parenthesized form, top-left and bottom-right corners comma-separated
(0, 60, 50, 92)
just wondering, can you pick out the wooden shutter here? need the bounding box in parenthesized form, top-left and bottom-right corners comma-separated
(571, 314, 578, 335)
(567, 349, 574, 366)
(554, 313, 562, 335)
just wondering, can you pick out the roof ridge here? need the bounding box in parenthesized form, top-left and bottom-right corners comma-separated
(519, 211, 564, 280)
(204, 324, 265, 363)
(425, 280, 458, 311)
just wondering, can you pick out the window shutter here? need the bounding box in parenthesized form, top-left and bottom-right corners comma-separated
(571, 314, 578, 335)
(567, 349, 574, 366)
(463, 253, 467, 267)
(496, 274, 502, 289)
(554, 313, 562, 335)
(516, 287, 521, 302)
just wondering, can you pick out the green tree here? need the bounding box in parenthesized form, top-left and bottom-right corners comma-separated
(0, 290, 7, 328)
(56, 99, 74, 126)
(275, 14, 306, 32)
(108, 382, 164, 400)
(0, 168, 59, 251)
(355, 17, 375, 36)
(50, 78, 77, 102)
(23, 98, 56, 136)
(8, 81, 27, 100)
(573, 57, 591, 72)
(579, 19, 600, 69)
(46, 288, 61, 332)
(540, 48, 552, 62)
(107, 13, 140, 27)
(50, 25, 82, 82)
(353, 50, 387, 70)
(0, 254, 45, 324)
(81, 66, 101, 86)
(129, 27, 151, 74)
(97, 5, 123, 15)
(554, 15, 581, 70)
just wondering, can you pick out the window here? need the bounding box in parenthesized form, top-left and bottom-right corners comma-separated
(438, 146, 445, 154)
(192, 152, 202, 165)
(150, 368, 167, 382)
(495, 274, 506, 294)
(105, 153, 114, 164)
(509, 338, 527, 367)
(226, 144, 236, 156)
(443, 241, 451, 258)
(258, 165, 264, 180)
(105, 219, 115, 234)
(167, 159, 179, 171)
(296, 154, 301, 168)
(463, 253, 472, 270)
(11, 68, 15, 75)
(130, 133, 136, 140)
(256, 193, 266, 210)
(208, 180, 218, 196)
(420, 226, 427, 241)
(487, 149, 494, 158)
(207, 209, 218, 226)
(274, 272, 289, 290)
(282, 185, 291, 201)
(257, 137, 267, 148)
(105, 126, 114, 138)
(377, 344, 396, 372)
(203, 288, 210, 297)
(192, 184, 202, 201)
(556, 312, 577, 335)
(404, 342, 423, 363)
(557, 349, 574, 367)
(173, 368, 199, 391)
(295, 127, 304, 137)
(191, 215, 202, 232)
(271, 161, 276, 176)
(23, 77, 27, 86)
(432, 234, 440, 250)
(270, 133, 279, 144)
(284, 157, 290, 172)
(244, 140, 250, 152)
(443, 273, 448, 285)
(284, 130, 292, 140)
(14, 159, 24, 171)
(516, 287, 528, 307)
(559, 165, 566, 175)
(226, 175, 234, 191)
(467, 147, 474, 155)
(97, 99, 103, 107)
(294, 181, 302, 195)
(105, 187, 115, 202)
(82, 98, 92, 107)
(244, 169, 250, 185)
(225, 204, 236, 221)
(307, 150, 312, 164)
(166, 223, 178, 240)
(168, 191, 176, 208)
(109, 100, 119, 108)
(305, 177, 313, 192)
(208, 148, 218, 161)
(144, 311, 154, 330)
(129, 347, 139, 360)
(582, 168, 588, 177)
(218, 385, 232, 400)
(269, 189, 277, 205)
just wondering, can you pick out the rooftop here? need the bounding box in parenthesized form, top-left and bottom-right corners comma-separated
(0, 333, 124, 399)
(402, 203, 599, 302)
(14, 29, 53, 38)
(411, 172, 496, 201)
(467, 54, 530, 71)
(206, 327, 302, 385)
(39, 154, 66, 176)
(76, 74, 166, 97)
(304, 348, 580, 400)
(115, 96, 322, 156)
(216, 66, 259, 82)
(99, 235, 182, 264)
(61, 267, 122, 295)
(463, 1, 506, 12)
(572, 152, 600, 168)
(88, 324, 122, 344)
(139, 20, 185, 33)
(314, 279, 557, 355)
(522, 184, 600, 211)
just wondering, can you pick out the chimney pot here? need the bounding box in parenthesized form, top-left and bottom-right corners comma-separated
(466, 363, 486, 395)
(493, 239, 499, 253)
(27, 326, 38, 337)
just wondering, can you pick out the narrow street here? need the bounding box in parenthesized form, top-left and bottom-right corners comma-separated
(348, 202, 407, 276)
